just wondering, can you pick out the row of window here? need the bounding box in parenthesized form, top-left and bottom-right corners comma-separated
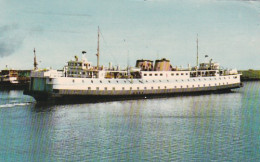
(143, 72, 189, 77)
(86, 82, 229, 90)
(71, 77, 234, 83)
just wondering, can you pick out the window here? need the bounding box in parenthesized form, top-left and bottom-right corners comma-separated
(100, 80, 102, 83)
(181, 73, 184, 75)
(72, 79, 75, 83)
(176, 73, 179, 76)
(160, 73, 163, 76)
(137, 87, 139, 90)
(165, 86, 167, 89)
(82, 80, 84, 83)
(174, 86, 177, 88)
(96, 87, 99, 90)
(108, 80, 111, 83)
(181, 86, 183, 88)
(158, 86, 160, 89)
(186, 73, 188, 75)
(116, 80, 119, 83)
(159, 80, 161, 82)
(144, 74, 147, 76)
(187, 85, 189, 88)
(105, 87, 107, 90)
(149, 74, 152, 76)
(130, 87, 132, 90)
(113, 87, 115, 90)
(171, 73, 174, 76)
(91, 80, 93, 83)
(155, 74, 158, 76)
(122, 87, 125, 90)
(144, 87, 147, 90)
(88, 87, 91, 90)
(151, 87, 153, 90)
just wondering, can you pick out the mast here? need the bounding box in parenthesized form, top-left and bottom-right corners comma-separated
(196, 34, 199, 68)
(33, 48, 38, 70)
(96, 26, 100, 69)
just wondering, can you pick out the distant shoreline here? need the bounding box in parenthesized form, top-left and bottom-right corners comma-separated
(239, 70, 260, 81)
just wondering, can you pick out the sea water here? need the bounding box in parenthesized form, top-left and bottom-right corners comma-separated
(0, 81, 259, 161)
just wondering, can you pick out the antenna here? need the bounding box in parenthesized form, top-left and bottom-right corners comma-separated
(33, 48, 38, 70)
(196, 34, 199, 67)
(96, 26, 100, 69)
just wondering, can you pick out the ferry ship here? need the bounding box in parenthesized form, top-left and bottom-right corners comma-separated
(0, 70, 30, 89)
(24, 29, 242, 102)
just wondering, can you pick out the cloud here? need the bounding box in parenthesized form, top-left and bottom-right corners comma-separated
(0, 24, 25, 57)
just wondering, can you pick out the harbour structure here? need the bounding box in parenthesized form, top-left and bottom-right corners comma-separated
(24, 30, 242, 102)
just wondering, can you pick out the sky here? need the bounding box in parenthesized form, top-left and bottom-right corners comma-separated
(0, 0, 260, 70)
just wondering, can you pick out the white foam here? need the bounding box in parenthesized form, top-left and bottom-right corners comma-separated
(0, 102, 32, 108)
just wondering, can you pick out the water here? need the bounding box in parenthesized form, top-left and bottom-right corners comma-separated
(0, 82, 259, 161)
